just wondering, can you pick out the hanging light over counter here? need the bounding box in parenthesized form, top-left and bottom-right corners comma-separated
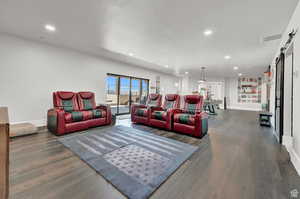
(198, 67, 207, 83)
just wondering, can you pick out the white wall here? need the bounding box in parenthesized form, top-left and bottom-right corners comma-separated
(0, 34, 179, 125)
(180, 76, 199, 95)
(225, 77, 262, 111)
(283, 51, 293, 139)
(180, 76, 190, 95)
(269, 1, 300, 175)
(292, 34, 300, 175)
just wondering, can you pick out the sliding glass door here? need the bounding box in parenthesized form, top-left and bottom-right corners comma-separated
(119, 77, 130, 114)
(106, 74, 149, 115)
(141, 80, 149, 104)
(131, 78, 141, 104)
(106, 76, 118, 115)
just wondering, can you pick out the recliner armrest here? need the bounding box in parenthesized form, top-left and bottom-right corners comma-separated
(164, 108, 179, 130)
(132, 104, 147, 109)
(150, 106, 164, 113)
(195, 111, 208, 117)
(173, 108, 185, 114)
(166, 108, 178, 115)
(194, 111, 208, 137)
(96, 104, 110, 110)
(194, 112, 208, 126)
(131, 104, 148, 121)
(47, 108, 66, 135)
(131, 104, 147, 114)
(96, 104, 112, 125)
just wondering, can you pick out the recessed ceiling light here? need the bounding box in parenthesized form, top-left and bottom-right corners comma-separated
(165, 65, 169, 68)
(238, 73, 243, 76)
(204, 29, 213, 36)
(233, 66, 239, 70)
(129, 53, 134, 56)
(44, 24, 56, 32)
(185, 71, 189, 74)
(224, 55, 231, 60)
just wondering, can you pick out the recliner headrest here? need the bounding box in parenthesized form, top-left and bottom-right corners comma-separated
(165, 94, 178, 101)
(184, 95, 202, 104)
(78, 92, 94, 99)
(149, 93, 160, 100)
(57, 91, 75, 100)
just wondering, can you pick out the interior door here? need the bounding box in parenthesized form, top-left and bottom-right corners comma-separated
(275, 53, 285, 144)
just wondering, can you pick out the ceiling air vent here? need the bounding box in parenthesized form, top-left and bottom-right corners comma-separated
(262, 34, 282, 42)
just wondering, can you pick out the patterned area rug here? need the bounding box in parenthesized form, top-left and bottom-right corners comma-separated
(58, 125, 198, 199)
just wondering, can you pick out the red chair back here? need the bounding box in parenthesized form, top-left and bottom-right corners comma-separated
(146, 94, 162, 107)
(183, 95, 203, 114)
(162, 94, 180, 110)
(53, 91, 79, 112)
(77, 92, 97, 110)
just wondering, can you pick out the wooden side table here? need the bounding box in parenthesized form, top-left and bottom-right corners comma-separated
(0, 107, 9, 199)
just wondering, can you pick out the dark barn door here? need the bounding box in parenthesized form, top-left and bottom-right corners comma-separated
(275, 53, 285, 144)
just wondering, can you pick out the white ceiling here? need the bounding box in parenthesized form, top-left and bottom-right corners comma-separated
(0, 0, 298, 78)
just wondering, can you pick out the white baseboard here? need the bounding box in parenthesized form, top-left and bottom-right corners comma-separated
(228, 106, 262, 111)
(290, 148, 300, 176)
(283, 135, 293, 152)
(268, 131, 299, 176)
(11, 119, 46, 127)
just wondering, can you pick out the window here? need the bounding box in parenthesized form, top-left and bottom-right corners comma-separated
(141, 80, 149, 104)
(106, 74, 149, 115)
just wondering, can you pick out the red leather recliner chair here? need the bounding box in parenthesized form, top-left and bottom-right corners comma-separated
(47, 91, 111, 135)
(149, 94, 180, 130)
(131, 93, 162, 125)
(173, 95, 208, 138)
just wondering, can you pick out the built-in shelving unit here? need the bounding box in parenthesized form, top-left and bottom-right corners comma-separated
(238, 77, 262, 103)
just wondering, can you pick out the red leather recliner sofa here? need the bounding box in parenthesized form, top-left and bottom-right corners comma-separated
(173, 95, 208, 138)
(149, 94, 180, 130)
(131, 93, 162, 125)
(47, 91, 111, 135)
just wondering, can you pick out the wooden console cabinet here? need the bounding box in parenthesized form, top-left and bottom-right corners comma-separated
(0, 107, 9, 199)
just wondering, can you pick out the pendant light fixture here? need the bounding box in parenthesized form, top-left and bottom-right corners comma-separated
(198, 67, 207, 83)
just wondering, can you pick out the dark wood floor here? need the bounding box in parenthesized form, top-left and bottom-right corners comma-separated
(10, 110, 300, 199)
